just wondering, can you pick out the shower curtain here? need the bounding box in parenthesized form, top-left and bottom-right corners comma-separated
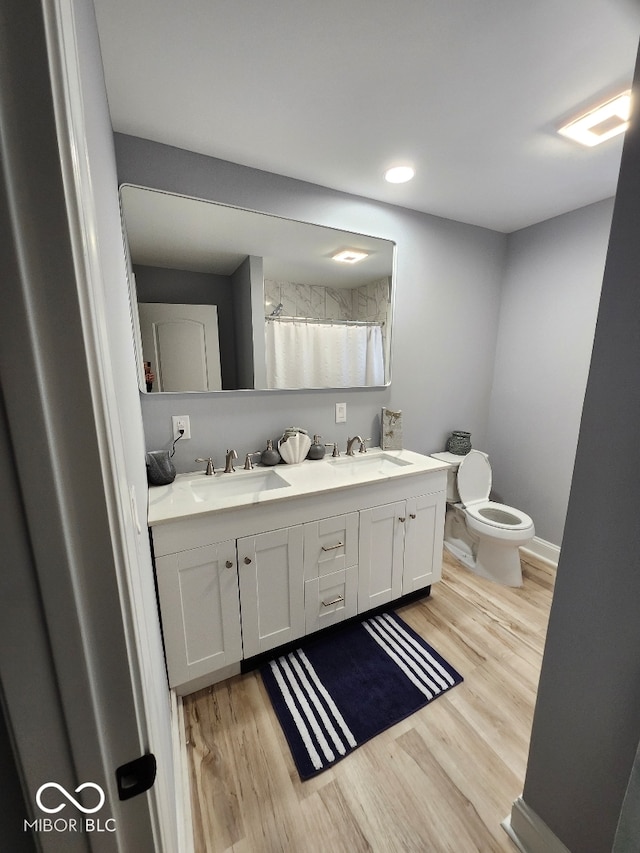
(265, 320, 385, 389)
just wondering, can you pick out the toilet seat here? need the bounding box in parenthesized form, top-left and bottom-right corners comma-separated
(457, 451, 534, 532)
(464, 500, 534, 532)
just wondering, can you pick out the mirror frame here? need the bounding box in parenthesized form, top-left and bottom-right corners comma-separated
(119, 184, 397, 394)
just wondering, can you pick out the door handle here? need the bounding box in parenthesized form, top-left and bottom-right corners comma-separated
(410, 513, 416, 519)
(244, 556, 252, 565)
(322, 596, 344, 607)
(225, 560, 233, 568)
(321, 541, 344, 551)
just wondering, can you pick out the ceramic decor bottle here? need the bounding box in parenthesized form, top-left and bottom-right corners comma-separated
(307, 435, 326, 460)
(260, 439, 281, 466)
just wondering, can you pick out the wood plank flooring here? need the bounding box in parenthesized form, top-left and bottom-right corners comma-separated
(183, 551, 555, 852)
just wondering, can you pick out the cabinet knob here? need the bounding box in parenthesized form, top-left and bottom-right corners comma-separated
(244, 556, 252, 565)
(410, 513, 416, 520)
(225, 560, 233, 569)
(398, 517, 406, 523)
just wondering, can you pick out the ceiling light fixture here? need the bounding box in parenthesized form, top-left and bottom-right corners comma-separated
(332, 249, 369, 264)
(558, 91, 632, 147)
(384, 165, 415, 183)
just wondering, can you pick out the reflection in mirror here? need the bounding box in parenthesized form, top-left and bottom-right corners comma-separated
(120, 185, 395, 392)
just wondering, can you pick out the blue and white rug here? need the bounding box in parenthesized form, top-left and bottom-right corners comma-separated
(261, 612, 463, 780)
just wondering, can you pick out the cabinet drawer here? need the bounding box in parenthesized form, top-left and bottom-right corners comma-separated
(305, 564, 358, 633)
(303, 512, 359, 580)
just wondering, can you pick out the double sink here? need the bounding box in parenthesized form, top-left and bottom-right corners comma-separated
(148, 448, 446, 525)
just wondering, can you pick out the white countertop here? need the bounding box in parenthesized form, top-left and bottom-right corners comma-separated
(148, 448, 448, 526)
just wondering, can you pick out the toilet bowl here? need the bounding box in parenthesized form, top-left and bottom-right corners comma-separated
(431, 450, 534, 587)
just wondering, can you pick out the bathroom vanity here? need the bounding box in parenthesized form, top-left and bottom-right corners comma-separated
(148, 449, 448, 695)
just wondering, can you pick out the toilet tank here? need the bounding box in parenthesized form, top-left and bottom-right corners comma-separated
(430, 451, 464, 502)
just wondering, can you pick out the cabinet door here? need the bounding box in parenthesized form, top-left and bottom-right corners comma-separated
(238, 526, 304, 657)
(155, 540, 241, 689)
(403, 492, 445, 593)
(358, 502, 405, 612)
(303, 512, 359, 579)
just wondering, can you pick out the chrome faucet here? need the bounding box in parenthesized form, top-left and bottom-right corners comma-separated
(224, 449, 238, 473)
(346, 436, 364, 456)
(195, 457, 214, 475)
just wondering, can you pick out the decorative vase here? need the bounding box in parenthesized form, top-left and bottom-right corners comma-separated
(145, 450, 177, 485)
(278, 428, 311, 464)
(446, 431, 472, 455)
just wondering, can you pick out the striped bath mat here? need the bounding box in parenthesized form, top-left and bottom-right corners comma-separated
(261, 612, 463, 780)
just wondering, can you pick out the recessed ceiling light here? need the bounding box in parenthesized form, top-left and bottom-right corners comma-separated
(558, 91, 632, 147)
(384, 165, 415, 184)
(332, 249, 369, 264)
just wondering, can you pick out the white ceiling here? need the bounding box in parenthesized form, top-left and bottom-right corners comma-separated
(94, 0, 640, 233)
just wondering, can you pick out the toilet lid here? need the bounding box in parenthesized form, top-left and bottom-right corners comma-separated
(457, 451, 491, 505)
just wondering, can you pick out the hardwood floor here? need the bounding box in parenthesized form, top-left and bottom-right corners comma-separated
(183, 551, 555, 852)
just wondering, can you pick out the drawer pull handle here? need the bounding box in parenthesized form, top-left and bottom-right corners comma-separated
(321, 541, 344, 552)
(322, 596, 344, 607)
(399, 517, 406, 523)
(225, 560, 233, 569)
(410, 513, 416, 519)
(244, 557, 252, 565)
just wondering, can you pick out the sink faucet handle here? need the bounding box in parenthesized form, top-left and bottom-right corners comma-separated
(359, 438, 371, 453)
(224, 448, 238, 473)
(195, 457, 214, 475)
(244, 451, 262, 470)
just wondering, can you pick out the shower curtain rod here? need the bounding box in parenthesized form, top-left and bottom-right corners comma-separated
(265, 315, 384, 327)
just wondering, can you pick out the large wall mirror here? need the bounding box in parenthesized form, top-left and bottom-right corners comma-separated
(120, 185, 395, 393)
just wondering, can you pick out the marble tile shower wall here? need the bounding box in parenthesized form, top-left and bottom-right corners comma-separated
(265, 278, 389, 323)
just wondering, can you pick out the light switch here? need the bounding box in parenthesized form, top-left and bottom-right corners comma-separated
(335, 402, 347, 423)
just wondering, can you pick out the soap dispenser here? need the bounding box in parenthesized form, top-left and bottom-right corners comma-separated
(307, 434, 326, 460)
(260, 438, 281, 466)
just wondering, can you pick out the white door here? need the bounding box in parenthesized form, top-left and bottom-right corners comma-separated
(238, 527, 305, 656)
(139, 302, 222, 391)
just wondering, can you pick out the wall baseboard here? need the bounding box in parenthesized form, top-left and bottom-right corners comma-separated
(520, 536, 560, 569)
(502, 796, 570, 853)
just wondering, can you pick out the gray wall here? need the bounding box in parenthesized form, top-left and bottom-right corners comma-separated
(487, 198, 613, 545)
(115, 134, 506, 472)
(519, 46, 640, 852)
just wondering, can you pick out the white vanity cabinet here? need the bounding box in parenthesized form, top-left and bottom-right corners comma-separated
(358, 493, 445, 612)
(149, 452, 447, 696)
(237, 526, 305, 657)
(154, 539, 242, 691)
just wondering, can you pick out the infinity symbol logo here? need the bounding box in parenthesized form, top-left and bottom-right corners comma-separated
(36, 782, 105, 814)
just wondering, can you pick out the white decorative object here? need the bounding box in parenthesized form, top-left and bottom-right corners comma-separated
(278, 430, 311, 464)
(381, 407, 403, 450)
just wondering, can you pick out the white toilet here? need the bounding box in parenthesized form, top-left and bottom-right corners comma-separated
(431, 450, 534, 587)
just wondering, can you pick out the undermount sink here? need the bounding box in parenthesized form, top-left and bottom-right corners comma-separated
(183, 468, 291, 502)
(328, 452, 413, 477)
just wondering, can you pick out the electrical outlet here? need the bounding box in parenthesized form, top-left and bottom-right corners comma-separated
(335, 402, 347, 423)
(172, 415, 191, 440)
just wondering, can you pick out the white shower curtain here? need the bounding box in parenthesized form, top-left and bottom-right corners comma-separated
(265, 320, 385, 389)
